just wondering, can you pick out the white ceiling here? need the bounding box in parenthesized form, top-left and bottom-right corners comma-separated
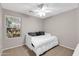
(1, 3, 79, 18)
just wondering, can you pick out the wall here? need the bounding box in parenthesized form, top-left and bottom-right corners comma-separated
(0, 4, 2, 55)
(44, 9, 78, 50)
(2, 9, 43, 50)
(76, 7, 79, 45)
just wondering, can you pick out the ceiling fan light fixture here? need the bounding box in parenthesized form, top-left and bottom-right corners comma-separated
(28, 4, 53, 17)
(37, 12, 46, 17)
(34, 4, 52, 17)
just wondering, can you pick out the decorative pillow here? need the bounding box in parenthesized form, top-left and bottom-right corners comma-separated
(36, 31, 45, 36)
(28, 32, 36, 36)
(28, 31, 45, 36)
(39, 31, 45, 35)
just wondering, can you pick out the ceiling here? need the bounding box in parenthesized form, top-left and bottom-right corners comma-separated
(1, 3, 79, 19)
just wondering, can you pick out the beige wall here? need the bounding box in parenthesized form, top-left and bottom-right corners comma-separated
(76, 8, 79, 45)
(44, 9, 78, 50)
(0, 4, 2, 54)
(2, 9, 43, 50)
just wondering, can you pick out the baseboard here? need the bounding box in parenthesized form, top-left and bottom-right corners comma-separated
(59, 44, 74, 50)
(2, 44, 24, 51)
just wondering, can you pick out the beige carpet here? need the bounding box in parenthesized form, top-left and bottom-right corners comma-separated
(2, 45, 74, 56)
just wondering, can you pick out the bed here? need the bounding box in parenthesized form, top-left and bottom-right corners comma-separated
(25, 32, 58, 56)
(73, 43, 79, 56)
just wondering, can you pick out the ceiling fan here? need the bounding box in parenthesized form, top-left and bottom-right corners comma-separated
(28, 4, 53, 17)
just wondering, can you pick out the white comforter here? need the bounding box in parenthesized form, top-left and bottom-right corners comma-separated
(25, 33, 58, 55)
(73, 44, 79, 56)
(31, 35, 57, 48)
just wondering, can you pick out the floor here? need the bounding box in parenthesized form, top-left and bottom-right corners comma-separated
(2, 45, 74, 56)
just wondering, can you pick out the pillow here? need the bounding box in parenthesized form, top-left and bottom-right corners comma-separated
(28, 32, 36, 36)
(28, 31, 45, 36)
(39, 31, 45, 35)
(36, 31, 45, 36)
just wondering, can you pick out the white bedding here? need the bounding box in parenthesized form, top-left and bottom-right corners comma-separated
(31, 35, 57, 48)
(73, 44, 79, 56)
(25, 33, 58, 56)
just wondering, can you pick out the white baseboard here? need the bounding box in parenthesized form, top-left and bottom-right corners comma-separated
(2, 44, 24, 51)
(59, 44, 74, 50)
